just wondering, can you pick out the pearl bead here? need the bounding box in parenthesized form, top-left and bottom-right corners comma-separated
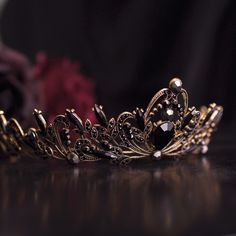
(153, 150, 162, 160)
(201, 145, 208, 154)
(67, 152, 80, 164)
(169, 78, 183, 94)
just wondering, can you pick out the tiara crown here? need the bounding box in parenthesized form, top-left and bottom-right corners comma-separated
(0, 78, 223, 165)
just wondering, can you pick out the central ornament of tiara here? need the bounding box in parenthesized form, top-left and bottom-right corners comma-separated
(0, 78, 223, 165)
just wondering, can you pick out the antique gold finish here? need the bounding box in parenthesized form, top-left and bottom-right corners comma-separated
(0, 78, 223, 165)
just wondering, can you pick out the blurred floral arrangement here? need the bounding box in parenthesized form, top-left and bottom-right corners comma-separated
(0, 0, 96, 125)
(34, 52, 95, 123)
(0, 45, 96, 126)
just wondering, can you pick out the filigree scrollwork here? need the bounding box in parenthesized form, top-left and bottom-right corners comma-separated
(0, 78, 223, 165)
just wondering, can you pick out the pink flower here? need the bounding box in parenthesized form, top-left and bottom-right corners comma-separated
(34, 52, 96, 123)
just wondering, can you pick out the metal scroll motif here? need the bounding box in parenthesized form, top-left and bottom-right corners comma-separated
(0, 78, 223, 165)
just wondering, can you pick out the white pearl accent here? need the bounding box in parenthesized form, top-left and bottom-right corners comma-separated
(153, 150, 162, 160)
(169, 78, 183, 93)
(201, 145, 208, 154)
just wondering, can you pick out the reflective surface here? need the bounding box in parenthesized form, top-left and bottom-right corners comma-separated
(0, 127, 236, 236)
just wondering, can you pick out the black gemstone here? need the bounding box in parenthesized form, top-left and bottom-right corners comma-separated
(67, 152, 79, 164)
(33, 109, 47, 133)
(103, 152, 117, 159)
(152, 122, 174, 150)
(101, 140, 113, 150)
(181, 111, 194, 129)
(94, 149, 118, 159)
(85, 119, 92, 130)
(123, 122, 134, 140)
(81, 145, 91, 153)
(135, 108, 145, 130)
(25, 129, 37, 147)
(27, 129, 37, 141)
(66, 109, 84, 132)
(177, 93, 185, 111)
(94, 104, 108, 127)
(60, 128, 71, 146)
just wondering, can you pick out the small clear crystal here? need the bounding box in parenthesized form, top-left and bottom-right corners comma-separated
(201, 145, 208, 154)
(153, 150, 162, 160)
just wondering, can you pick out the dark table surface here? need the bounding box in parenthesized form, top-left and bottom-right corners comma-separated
(0, 124, 236, 236)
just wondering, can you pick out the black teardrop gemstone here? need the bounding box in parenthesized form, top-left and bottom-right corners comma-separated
(94, 149, 118, 159)
(152, 122, 174, 150)
(135, 108, 145, 131)
(33, 109, 47, 133)
(66, 109, 84, 132)
(94, 104, 108, 127)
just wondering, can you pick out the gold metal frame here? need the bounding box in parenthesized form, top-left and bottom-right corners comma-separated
(0, 78, 223, 165)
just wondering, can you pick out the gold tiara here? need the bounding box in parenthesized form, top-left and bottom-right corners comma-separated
(0, 78, 223, 165)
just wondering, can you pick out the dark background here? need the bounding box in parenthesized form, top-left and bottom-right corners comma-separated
(1, 1, 236, 236)
(1, 0, 236, 122)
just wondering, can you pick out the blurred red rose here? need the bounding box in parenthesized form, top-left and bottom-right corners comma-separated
(34, 52, 96, 123)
